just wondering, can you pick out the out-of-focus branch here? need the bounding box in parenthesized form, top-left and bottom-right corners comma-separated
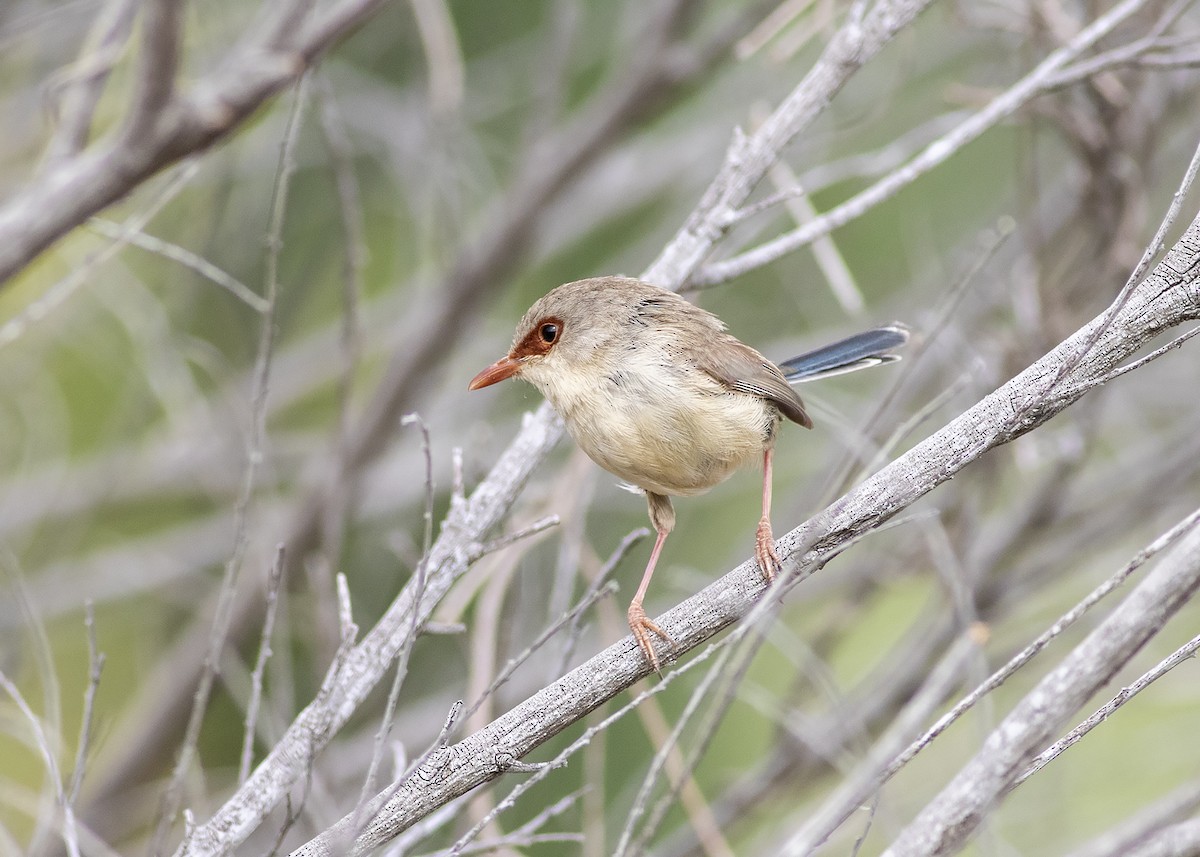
(1065, 779, 1200, 857)
(0, 0, 390, 286)
(689, 0, 1154, 289)
(41, 0, 139, 167)
(642, 0, 936, 287)
(122, 0, 184, 145)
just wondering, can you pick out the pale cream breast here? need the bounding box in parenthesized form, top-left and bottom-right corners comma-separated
(525, 348, 777, 496)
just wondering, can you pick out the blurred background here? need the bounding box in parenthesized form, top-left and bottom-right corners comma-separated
(1, 0, 1199, 854)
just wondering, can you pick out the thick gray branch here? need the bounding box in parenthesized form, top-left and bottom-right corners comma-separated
(291, 180, 1200, 857)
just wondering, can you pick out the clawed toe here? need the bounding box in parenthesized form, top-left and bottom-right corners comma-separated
(755, 517, 782, 582)
(628, 602, 674, 673)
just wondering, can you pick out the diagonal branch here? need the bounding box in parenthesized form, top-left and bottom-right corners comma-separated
(171, 2, 937, 853)
(880, 517, 1200, 857)
(0, 0, 390, 286)
(289, 158, 1200, 857)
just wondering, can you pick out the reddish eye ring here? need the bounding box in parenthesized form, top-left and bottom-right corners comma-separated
(539, 322, 559, 343)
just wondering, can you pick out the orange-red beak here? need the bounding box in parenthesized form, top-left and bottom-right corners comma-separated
(468, 356, 521, 390)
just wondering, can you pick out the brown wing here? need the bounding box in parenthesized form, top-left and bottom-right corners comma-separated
(690, 335, 813, 429)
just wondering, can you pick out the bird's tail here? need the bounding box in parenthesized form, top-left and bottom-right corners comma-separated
(779, 324, 910, 382)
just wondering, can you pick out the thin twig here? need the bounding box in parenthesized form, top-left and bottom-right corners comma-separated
(85, 219, 269, 312)
(239, 546, 288, 784)
(0, 669, 75, 857)
(0, 160, 201, 350)
(691, 0, 1154, 289)
(787, 505, 1200, 851)
(352, 413, 437, 835)
(151, 76, 308, 854)
(1007, 132, 1200, 433)
(556, 528, 650, 676)
(41, 0, 139, 167)
(462, 580, 619, 725)
(66, 601, 105, 823)
(471, 516, 562, 559)
(880, 510, 1200, 856)
(1015, 630, 1200, 786)
(1062, 323, 1200, 397)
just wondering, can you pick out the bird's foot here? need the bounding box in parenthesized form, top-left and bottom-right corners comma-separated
(628, 601, 674, 674)
(755, 516, 782, 582)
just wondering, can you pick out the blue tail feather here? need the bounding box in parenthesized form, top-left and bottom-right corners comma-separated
(779, 324, 910, 382)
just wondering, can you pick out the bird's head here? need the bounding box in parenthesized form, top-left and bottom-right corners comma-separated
(468, 277, 639, 397)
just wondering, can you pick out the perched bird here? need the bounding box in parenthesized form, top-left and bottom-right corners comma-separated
(469, 276, 907, 670)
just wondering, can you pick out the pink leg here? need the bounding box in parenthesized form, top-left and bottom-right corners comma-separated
(629, 493, 677, 672)
(755, 447, 782, 581)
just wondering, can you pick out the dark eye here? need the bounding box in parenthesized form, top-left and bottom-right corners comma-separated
(539, 322, 559, 344)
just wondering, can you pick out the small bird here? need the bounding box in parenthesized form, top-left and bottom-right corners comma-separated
(469, 276, 907, 670)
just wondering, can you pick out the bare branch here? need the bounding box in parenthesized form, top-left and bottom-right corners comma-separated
(123, 0, 184, 145)
(290, 197, 1200, 857)
(690, 0, 1155, 289)
(1017, 629, 1200, 786)
(239, 546, 287, 784)
(880, 512, 1200, 856)
(783, 506, 1200, 853)
(153, 78, 307, 854)
(0, 0, 391, 286)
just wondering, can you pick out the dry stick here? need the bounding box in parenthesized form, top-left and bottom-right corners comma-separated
(350, 414, 437, 838)
(65, 602, 105, 839)
(41, 0, 139, 167)
(122, 0, 183, 146)
(239, 545, 288, 784)
(783, 506, 1200, 854)
(310, 72, 368, 655)
(85, 219, 269, 311)
(0, 669, 75, 857)
(617, 599, 778, 857)
(880, 513, 1200, 857)
(151, 78, 307, 855)
(294, 199, 1200, 856)
(642, 0, 937, 287)
(472, 516, 561, 558)
(1010, 131, 1200, 434)
(361, 546, 610, 845)
(1065, 323, 1200, 395)
(845, 219, 1014, 494)
(782, 635, 982, 856)
(1015, 629, 1200, 787)
(460, 580, 619, 725)
(0, 0, 391, 285)
(1040, 0, 1197, 90)
(268, 574, 362, 852)
(690, 0, 1154, 290)
(313, 70, 367, 488)
(555, 528, 651, 678)
(1, 555, 67, 856)
(429, 789, 585, 857)
(0, 159, 201, 350)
